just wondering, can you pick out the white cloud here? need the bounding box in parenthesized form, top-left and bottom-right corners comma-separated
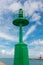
(29, 49, 40, 58)
(0, 45, 6, 48)
(40, 52, 43, 57)
(8, 1, 43, 16)
(30, 13, 42, 25)
(25, 39, 43, 58)
(8, 2, 22, 13)
(28, 39, 43, 58)
(23, 1, 38, 16)
(0, 31, 19, 42)
(0, 48, 14, 58)
(30, 13, 41, 21)
(36, 21, 42, 25)
(23, 1, 43, 16)
(30, 39, 43, 45)
(23, 25, 37, 41)
(6, 49, 14, 55)
(1, 50, 6, 54)
(23, 1, 42, 25)
(0, 0, 18, 7)
(29, 48, 43, 58)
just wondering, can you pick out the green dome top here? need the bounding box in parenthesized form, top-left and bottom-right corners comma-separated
(13, 9, 29, 26)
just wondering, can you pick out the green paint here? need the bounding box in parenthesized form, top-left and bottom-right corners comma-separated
(13, 9, 29, 65)
(19, 24, 22, 43)
(14, 44, 29, 65)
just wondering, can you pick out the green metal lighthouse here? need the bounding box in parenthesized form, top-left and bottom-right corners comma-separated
(13, 9, 29, 65)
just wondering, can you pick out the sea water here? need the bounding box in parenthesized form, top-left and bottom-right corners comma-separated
(29, 60, 43, 65)
(0, 58, 43, 65)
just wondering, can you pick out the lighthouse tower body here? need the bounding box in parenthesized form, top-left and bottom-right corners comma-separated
(13, 9, 29, 65)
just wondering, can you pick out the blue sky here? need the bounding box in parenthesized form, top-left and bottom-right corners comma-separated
(0, 0, 43, 58)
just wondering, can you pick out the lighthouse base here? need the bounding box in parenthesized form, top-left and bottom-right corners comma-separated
(14, 43, 29, 65)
